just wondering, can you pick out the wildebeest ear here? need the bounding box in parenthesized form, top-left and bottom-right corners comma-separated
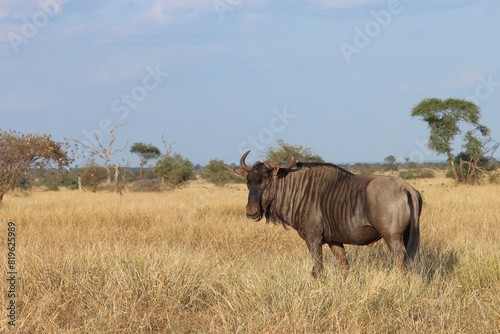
(233, 167, 248, 177)
(272, 164, 281, 179)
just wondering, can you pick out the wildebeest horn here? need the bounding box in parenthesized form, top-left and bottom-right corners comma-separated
(264, 147, 297, 170)
(240, 150, 252, 171)
(281, 147, 296, 169)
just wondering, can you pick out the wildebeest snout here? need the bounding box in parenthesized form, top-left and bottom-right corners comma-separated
(246, 203, 261, 219)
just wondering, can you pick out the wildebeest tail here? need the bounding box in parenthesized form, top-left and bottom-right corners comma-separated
(404, 189, 422, 263)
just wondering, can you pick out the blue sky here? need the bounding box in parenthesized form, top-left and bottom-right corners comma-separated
(1, 0, 500, 167)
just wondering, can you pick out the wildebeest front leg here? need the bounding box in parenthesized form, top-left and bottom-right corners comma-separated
(328, 242, 349, 272)
(305, 238, 323, 278)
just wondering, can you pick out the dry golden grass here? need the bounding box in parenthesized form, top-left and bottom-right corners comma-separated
(1, 177, 499, 333)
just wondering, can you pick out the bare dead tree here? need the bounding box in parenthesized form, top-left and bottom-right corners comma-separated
(157, 135, 176, 184)
(68, 124, 127, 185)
(162, 135, 175, 156)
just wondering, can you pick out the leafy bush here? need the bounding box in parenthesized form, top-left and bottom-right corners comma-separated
(399, 170, 414, 180)
(203, 159, 236, 186)
(44, 179, 60, 191)
(80, 164, 107, 192)
(14, 173, 32, 190)
(418, 169, 435, 178)
(488, 171, 500, 184)
(399, 168, 435, 180)
(232, 176, 247, 184)
(264, 139, 324, 163)
(352, 163, 375, 175)
(154, 153, 194, 188)
(62, 176, 79, 190)
(384, 164, 398, 172)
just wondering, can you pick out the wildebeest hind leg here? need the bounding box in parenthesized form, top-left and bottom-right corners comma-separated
(382, 234, 405, 269)
(328, 242, 349, 272)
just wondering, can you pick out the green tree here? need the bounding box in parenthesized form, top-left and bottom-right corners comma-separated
(384, 155, 396, 164)
(0, 130, 69, 202)
(352, 163, 374, 175)
(203, 159, 235, 186)
(153, 153, 193, 188)
(264, 139, 324, 163)
(411, 98, 490, 184)
(384, 155, 397, 173)
(130, 143, 161, 180)
(80, 162, 107, 192)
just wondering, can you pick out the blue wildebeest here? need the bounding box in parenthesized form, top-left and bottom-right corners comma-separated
(233, 147, 422, 277)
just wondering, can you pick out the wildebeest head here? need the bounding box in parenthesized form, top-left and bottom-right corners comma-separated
(233, 147, 296, 220)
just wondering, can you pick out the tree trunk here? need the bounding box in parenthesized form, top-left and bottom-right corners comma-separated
(459, 158, 465, 183)
(139, 154, 144, 180)
(105, 159, 111, 185)
(466, 159, 473, 184)
(78, 176, 82, 191)
(468, 166, 474, 184)
(449, 157, 459, 185)
(114, 163, 120, 194)
(463, 158, 479, 184)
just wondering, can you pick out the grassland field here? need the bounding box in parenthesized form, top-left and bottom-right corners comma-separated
(0, 174, 499, 333)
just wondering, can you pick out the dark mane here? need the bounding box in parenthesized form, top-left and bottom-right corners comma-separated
(297, 162, 353, 174)
(291, 162, 354, 181)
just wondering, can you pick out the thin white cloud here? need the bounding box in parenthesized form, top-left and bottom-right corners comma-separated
(441, 63, 500, 90)
(311, 0, 382, 9)
(0, 0, 64, 19)
(0, 92, 51, 112)
(396, 63, 499, 93)
(441, 66, 483, 90)
(311, 0, 473, 9)
(135, 0, 212, 24)
(91, 60, 151, 84)
(0, 2, 29, 20)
